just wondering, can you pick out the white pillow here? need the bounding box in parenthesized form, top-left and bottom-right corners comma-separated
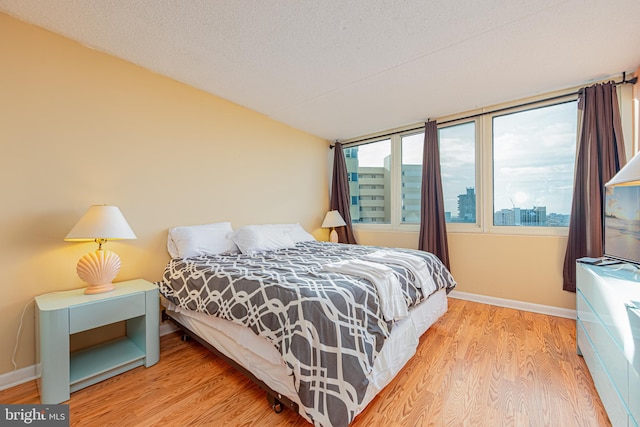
(285, 223, 316, 243)
(261, 223, 316, 243)
(167, 222, 238, 258)
(229, 225, 297, 255)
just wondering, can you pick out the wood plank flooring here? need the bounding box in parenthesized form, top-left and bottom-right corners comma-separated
(0, 298, 611, 426)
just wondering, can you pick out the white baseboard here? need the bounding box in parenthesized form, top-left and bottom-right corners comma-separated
(448, 290, 576, 319)
(160, 320, 178, 336)
(0, 364, 37, 392)
(0, 293, 575, 392)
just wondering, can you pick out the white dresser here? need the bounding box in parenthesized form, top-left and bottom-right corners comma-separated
(576, 262, 640, 426)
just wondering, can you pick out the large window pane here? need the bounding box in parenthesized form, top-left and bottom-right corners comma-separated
(440, 122, 476, 223)
(401, 133, 423, 223)
(344, 140, 391, 224)
(493, 101, 577, 227)
(400, 123, 476, 224)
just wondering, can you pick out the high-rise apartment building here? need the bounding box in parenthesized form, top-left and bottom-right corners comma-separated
(357, 166, 390, 223)
(345, 148, 391, 223)
(401, 164, 422, 223)
(494, 206, 547, 226)
(346, 148, 420, 224)
(456, 188, 476, 223)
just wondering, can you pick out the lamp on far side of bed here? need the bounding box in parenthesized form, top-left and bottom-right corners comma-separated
(321, 210, 346, 243)
(64, 205, 137, 294)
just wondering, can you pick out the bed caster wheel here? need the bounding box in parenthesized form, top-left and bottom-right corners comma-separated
(181, 334, 190, 342)
(267, 394, 283, 413)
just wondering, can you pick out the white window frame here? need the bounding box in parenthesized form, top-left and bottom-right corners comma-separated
(342, 83, 634, 236)
(345, 123, 483, 233)
(435, 118, 483, 233)
(482, 96, 579, 237)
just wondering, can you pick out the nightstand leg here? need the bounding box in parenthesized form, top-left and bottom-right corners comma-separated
(37, 308, 70, 404)
(144, 289, 160, 366)
(126, 289, 159, 366)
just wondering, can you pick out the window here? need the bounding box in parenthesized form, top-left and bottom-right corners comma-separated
(345, 140, 391, 224)
(343, 93, 584, 234)
(401, 133, 423, 223)
(399, 124, 477, 225)
(439, 122, 476, 224)
(492, 101, 577, 227)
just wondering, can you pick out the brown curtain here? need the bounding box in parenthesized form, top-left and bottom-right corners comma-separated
(330, 142, 358, 244)
(562, 82, 626, 292)
(418, 121, 450, 269)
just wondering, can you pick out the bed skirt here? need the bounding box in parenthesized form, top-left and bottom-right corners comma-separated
(162, 287, 447, 424)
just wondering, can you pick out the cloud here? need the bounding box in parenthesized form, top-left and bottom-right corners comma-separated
(492, 101, 577, 213)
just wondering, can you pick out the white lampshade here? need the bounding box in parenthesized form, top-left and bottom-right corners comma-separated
(65, 205, 136, 294)
(321, 210, 347, 228)
(606, 151, 640, 186)
(321, 210, 346, 243)
(65, 205, 137, 241)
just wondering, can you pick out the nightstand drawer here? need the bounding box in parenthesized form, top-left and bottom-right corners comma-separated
(69, 292, 145, 333)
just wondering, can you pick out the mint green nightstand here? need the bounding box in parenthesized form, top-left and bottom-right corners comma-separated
(35, 279, 160, 404)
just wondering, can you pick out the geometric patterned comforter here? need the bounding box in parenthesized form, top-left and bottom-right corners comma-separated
(158, 241, 456, 427)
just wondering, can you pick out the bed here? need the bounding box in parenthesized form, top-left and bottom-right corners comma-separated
(157, 222, 456, 427)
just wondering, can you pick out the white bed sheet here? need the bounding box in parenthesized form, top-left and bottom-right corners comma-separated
(163, 288, 447, 424)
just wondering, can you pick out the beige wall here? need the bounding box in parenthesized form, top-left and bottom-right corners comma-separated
(0, 13, 329, 375)
(355, 231, 576, 309)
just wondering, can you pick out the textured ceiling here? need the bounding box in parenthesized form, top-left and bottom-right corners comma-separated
(2, 0, 640, 141)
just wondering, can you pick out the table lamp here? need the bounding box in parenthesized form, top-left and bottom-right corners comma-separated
(321, 210, 346, 243)
(65, 205, 137, 294)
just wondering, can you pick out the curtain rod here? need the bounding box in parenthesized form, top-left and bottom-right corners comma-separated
(332, 72, 637, 148)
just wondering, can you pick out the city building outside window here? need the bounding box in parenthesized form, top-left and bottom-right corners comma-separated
(401, 133, 423, 224)
(399, 123, 477, 225)
(344, 139, 391, 224)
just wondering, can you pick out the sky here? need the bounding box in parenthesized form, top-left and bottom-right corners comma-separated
(353, 101, 578, 216)
(357, 140, 390, 166)
(492, 101, 577, 214)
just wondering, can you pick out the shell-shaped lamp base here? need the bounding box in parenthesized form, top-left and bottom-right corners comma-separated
(84, 282, 116, 295)
(76, 249, 121, 294)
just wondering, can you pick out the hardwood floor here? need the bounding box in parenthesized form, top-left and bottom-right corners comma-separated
(1, 298, 611, 426)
